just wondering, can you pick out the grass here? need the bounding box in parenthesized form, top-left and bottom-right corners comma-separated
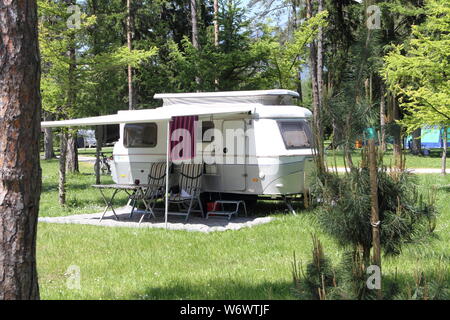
(47, 144, 446, 169)
(325, 148, 448, 169)
(40, 159, 129, 217)
(77, 147, 114, 157)
(37, 160, 450, 299)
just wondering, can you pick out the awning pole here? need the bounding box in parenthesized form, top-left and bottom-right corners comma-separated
(165, 120, 170, 229)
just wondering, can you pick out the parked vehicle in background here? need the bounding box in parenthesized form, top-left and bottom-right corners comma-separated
(77, 129, 96, 148)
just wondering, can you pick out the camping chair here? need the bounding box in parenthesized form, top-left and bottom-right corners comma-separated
(168, 163, 204, 222)
(128, 161, 168, 224)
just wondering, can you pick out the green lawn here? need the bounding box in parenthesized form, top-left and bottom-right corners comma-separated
(40, 159, 129, 217)
(37, 160, 450, 299)
(77, 147, 114, 157)
(326, 148, 448, 169)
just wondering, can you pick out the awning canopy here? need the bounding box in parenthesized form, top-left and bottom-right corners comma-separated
(41, 106, 254, 128)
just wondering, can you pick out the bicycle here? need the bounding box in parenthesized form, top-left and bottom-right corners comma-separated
(94, 152, 112, 175)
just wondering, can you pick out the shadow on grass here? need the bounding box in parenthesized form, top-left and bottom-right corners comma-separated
(130, 280, 295, 300)
(437, 185, 450, 193)
(128, 271, 449, 300)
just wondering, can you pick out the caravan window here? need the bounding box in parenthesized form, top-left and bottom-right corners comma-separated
(124, 123, 157, 148)
(278, 120, 313, 149)
(202, 121, 215, 142)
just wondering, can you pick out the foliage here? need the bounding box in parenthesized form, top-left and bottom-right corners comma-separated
(382, 0, 450, 132)
(251, 10, 329, 89)
(38, 0, 157, 117)
(311, 147, 438, 262)
(395, 264, 450, 300)
(292, 234, 336, 300)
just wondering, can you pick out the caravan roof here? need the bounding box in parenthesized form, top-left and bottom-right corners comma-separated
(155, 89, 300, 106)
(41, 90, 310, 128)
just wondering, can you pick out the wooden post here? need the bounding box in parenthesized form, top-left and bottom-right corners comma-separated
(368, 129, 382, 299)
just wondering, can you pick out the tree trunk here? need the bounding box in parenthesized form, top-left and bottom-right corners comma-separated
(317, 0, 324, 107)
(391, 95, 403, 169)
(306, 0, 325, 173)
(380, 85, 386, 152)
(59, 132, 68, 206)
(43, 113, 55, 160)
(95, 126, 104, 185)
(66, 132, 79, 173)
(0, 0, 41, 299)
(442, 127, 447, 175)
(65, 0, 78, 172)
(411, 128, 422, 156)
(191, 0, 200, 87)
(214, 0, 219, 48)
(191, 0, 199, 49)
(127, 0, 134, 110)
(291, 0, 303, 104)
(213, 0, 219, 87)
(368, 137, 382, 299)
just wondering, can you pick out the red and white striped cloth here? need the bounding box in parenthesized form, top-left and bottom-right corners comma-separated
(169, 116, 198, 161)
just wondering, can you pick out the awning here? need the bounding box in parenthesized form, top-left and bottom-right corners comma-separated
(41, 105, 254, 128)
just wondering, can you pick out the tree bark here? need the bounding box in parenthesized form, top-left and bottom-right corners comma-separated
(95, 126, 104, 185)
(66, 132, 79, 173)
(0, 0, 41, 299)
(391, 95, 403, 169)
(380, 85, 386, 152)
(127, 0, 135, 110)
(317, 0, 324, 107)
(65, 0, 78, 172)
(43, 113, 55, 160)
(214, 0, 219, 48)
(59, 132, 68, 206)
(191, 0, 199, 49)
(411, 128, 422, 156)
(442, 127, 447, 175)
(191, 0, 200, 87)
(214, 0, 219, 87)
(291, 0, 303, 104)
(368, 138, 382, 299)
(307, 0, 325, 173)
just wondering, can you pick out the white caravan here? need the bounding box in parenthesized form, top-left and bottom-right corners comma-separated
(42, 90, 315, 206)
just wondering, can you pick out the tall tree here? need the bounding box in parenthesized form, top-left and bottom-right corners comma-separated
(306, 0, 325, 173)
(0, 0, 41, 299)
(383, 0, 449, 173)
(214, 0, 219, 87)
(65, 0, 79, 173)
(127, 0, 135, 110)
(191, 0, 200, 87)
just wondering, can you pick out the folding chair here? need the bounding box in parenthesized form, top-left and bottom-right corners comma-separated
(128, 162, 167, 224)
(168, 163, 204, 222)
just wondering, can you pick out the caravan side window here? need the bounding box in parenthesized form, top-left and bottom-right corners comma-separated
(278, 120, 313, 149)
(202, 121, 215, 142)
(124, 123, 158, 148)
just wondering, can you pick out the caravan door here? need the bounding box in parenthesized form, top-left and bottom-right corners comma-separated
(222, 120, 247, 191)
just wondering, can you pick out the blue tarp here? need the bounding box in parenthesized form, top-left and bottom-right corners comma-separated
(405, 126, 450, 149)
